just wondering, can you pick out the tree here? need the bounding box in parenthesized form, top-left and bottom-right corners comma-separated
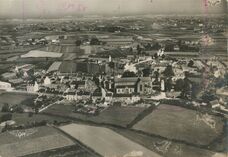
(136, 45, 142, 55)
(163, 65, 174, 78)
(90, 37, 100, 45)
(145, 43, 152, 50)
(154, 69, 160, 81)
(142, 68, 151, 77)
(188, 60, 194, 67)
(165, 78, 173, 92)
(122, 71, 137, 78)
(201, 90, 217, 103)
(75, 39, 82, 46)
(224, 73, 228, 86)
(93, 76, 100, 87)
(108, 61, 115, 69)
(174, 79, 184, 91)
(151, 42, 161, 50)
(180, 77, 192, 100)
(1, 103, 10, 112)
(0, 113, 12, 123)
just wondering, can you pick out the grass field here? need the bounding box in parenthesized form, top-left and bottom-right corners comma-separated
(60, 123, 162, 157)
(0, 92, 36, 109)
(23, 145, 98, 157)
(44, 104, 146, 127)
(112, 128, 224, 157)
(0, 126, 74, 157)
(0, 113, 69, 125)
(132, 104, 224, 146)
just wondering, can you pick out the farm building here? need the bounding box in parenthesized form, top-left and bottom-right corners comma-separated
(114, 77, 152, 95)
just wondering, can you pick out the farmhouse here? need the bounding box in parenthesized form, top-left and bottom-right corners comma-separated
(114, 77, 138, 94)
(1, 72, 17, 80)
(27, 81, 39, 93)
(0, 81, 12, 91)
(114, 77, 152, 95)
(137, 77, 153, 95)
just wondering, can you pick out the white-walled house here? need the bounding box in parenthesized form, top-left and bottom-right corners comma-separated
(44, 76, 51, 85)
(0, 81, 13, 91)
(27, 81, 39, 93)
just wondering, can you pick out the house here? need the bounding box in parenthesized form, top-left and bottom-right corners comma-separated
(137, 77, 152, 95)
(64, 90, 77, 101)
(92, 88, 103, 102)
(27, 81, 39, 93)
(1, 72, 17, 80)
(112, 94, 140, 104)
(15, 64, 34, 73)
(8, 78, 24, 85)
(77, 92, 91, 100)
(44, 76, 51, 85)
(105, 92, 113, 102)
(114, 77, 138, 94)
(210, 100, 221, 109)
(77, 79, 97, 93)
(217, 87, 228, 96)
(0, 81, 12, 91)
(114, 77, 152, 95)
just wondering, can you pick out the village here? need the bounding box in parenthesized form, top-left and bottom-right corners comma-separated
(0, 13, 227, 157)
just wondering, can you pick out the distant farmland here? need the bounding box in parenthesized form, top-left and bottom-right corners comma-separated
(132, 104, 224, 146)
(112, 128, 225, 157)
(60, 123, 162, 157)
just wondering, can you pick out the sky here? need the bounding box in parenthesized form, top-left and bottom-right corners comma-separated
(0, 0, 226, 18)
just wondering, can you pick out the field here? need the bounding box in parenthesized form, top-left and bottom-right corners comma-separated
(23, 145, 98, 157)
(132, 104, 224, 146)
(0, 126, 74, 157)
(21, 50, 63, 58)
(44, 104, 146, 127)
(60, 123, 162, 157)
(0, 92, 37, 109)
(112, 128, 225, 157)
(0, 113, 69, 126)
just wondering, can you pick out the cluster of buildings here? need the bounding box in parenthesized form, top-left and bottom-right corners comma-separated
(0, 18, 227, 114)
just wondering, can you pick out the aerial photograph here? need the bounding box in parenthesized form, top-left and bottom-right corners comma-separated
(0, 0, 227, 157)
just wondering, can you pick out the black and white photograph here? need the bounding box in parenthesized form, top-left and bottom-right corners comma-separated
(0, 0, 227, 156)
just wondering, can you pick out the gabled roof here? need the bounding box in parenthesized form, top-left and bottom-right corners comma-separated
(114, 77, 139, 83)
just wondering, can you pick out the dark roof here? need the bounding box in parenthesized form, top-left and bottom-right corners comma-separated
(116, 85, 136, 88)
(93, 92, 102, 97)
(113, 94, 132, 97)
(114, 77, 139, 83)
(76, 81, 86, 85)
